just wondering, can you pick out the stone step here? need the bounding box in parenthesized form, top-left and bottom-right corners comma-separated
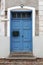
(9, 52, 36, 60)
(7, 56, 36, 60)
(10, 52, 33, 57)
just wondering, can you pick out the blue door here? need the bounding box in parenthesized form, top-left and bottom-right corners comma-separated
(10, 11, 32, 52)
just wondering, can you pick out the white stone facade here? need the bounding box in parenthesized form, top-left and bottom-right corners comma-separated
(0, 0, 43, 58)
(39, 0, 43, 36)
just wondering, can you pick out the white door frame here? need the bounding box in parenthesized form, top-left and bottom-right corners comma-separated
(7, 6, 35, 53)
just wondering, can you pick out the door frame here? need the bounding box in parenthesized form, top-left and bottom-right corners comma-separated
(7, 6, 35, 54)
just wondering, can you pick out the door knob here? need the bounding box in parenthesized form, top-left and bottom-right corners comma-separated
(22, 35, 24, 37)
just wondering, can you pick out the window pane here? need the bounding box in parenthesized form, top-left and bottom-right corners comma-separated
(22, 12, 26, 18)
(17, 12, 21, 18)
(11, 12, 16, 18)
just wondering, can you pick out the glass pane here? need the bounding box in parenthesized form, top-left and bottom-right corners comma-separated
(17, 12, 21, 18)
(22, 12, 26, 18)
(26, 12, 32, 18)
(11, 12, 32, 19)
(11, 12, 16, 18)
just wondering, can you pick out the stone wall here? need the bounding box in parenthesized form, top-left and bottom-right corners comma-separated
(39, 0, 43, 36)
(5, 0, 38, 10)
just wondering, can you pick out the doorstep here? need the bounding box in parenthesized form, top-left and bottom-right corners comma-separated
(6, 56, 37, 60)
(7, 52, 37, 60)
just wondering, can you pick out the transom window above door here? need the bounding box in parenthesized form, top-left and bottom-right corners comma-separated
(11, 11, 32, 19)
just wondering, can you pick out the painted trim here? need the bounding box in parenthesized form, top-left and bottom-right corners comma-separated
(7, 6, 35, 53)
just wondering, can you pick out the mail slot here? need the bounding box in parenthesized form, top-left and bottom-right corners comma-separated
(12, 31, 19, 37)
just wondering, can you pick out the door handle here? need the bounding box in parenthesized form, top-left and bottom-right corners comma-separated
(22, 35, 24, 37)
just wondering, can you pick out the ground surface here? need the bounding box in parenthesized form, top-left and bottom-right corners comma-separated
(0, 58, 43, 65)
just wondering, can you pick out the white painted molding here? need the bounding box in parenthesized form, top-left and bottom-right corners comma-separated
(1, 18, 9, 21)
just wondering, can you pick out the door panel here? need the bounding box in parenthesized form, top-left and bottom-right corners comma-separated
(23, 30, 32, 41)
(10, 11, 32, 52)
(22, 18, 32, 52)
(11, 19, 23, 52)
(11, 20, 21, 29)
(23, 19, 32, 29)
(23, 42, 32, 52)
